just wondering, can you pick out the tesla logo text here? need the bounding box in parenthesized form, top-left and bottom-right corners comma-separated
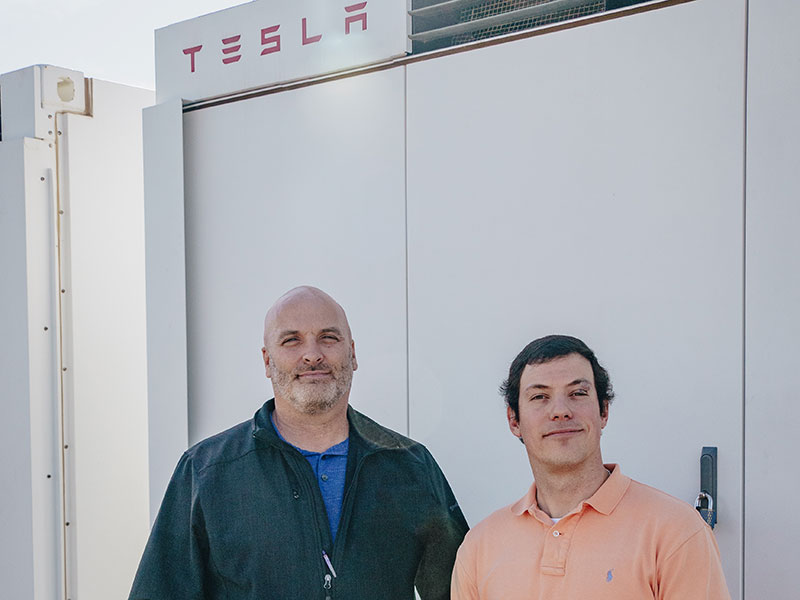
(181, 3, 368, 73)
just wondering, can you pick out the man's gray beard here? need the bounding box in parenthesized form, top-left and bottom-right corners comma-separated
(271, 363, 353, 415)
(287, 378, 349, 414)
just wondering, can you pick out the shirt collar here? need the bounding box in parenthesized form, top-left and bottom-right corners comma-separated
(511, 464, 630, 519)
(253, 398, 415, 453)
(584, 464, 630, 515)
(269, 410, 349, 456)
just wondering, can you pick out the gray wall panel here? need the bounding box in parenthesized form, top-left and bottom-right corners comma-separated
(745, 0, 800, 596)
(407, 0, 745, 595)
(143, 99, 190, 520)
(181, 68, 408, 441)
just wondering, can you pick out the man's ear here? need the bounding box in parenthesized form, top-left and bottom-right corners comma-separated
(262, 347, 272, 379)
(350, 339, 358, 372)
(600, 400, 609, 427)
(507, 405, 522, 439)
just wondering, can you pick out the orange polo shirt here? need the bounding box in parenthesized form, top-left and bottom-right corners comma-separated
(451, 465, 730, 600)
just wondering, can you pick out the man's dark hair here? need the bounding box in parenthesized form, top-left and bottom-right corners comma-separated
(500, 335, 614, 419)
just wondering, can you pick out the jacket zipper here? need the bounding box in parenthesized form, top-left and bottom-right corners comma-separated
(282, 436, 388, 598)
(282, 446, 335, 599)
(323, 448, 380, 597)
(322, 550, 336, 599)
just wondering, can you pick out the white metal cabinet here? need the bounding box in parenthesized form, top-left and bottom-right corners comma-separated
(179, 68, 408, 443)
(140, 0, 800, 597)
(406, 0, 745, 596)
(0, 65, 153, 600)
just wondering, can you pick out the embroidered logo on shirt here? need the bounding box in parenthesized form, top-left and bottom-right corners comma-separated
(606, 569, 614, 583)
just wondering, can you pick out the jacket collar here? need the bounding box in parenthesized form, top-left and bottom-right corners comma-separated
(511, 464, 630, 520)
(251, 399, 412, 452)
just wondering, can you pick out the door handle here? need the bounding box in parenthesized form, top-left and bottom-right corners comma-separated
(694, 446, 717, 529)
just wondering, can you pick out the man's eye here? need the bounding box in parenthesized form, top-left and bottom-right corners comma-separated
(281, 337, 299, 345)
(572, 389, 589, 396)
(530, 394, 546, 401)
(321, 335, 339, 341)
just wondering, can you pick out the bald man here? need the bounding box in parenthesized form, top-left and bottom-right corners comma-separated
(129, 287, 468, 600)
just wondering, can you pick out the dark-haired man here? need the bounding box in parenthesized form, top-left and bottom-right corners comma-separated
(451, 335, 730, 600)
(130, 286, 468, 600)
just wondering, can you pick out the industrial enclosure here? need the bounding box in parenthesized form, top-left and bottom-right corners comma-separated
(2, 1, 798, 598)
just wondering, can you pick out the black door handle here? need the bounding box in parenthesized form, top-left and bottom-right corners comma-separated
(694, 446, 717, 529)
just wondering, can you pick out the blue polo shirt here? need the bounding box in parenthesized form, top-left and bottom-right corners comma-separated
(270, 413, 349, 540)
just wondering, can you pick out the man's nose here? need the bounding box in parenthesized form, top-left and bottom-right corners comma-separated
(302, 342, 324, 364)
(550, 394, 573, 420)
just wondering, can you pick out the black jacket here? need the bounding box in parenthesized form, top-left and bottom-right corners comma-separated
(129, 400, 469, 599)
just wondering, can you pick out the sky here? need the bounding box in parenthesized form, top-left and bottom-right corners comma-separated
(1, 0, 245, 90)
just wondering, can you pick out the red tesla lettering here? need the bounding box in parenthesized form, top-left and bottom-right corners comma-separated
(182, 45, 203, 73)
(344, 2, 367, 34)
(302, 17, 322, 45)
(221, 34, 242, 64)
(261, 25, 281, 55)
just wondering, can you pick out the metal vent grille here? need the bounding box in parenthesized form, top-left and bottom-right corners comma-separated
(409, 0, 643, 53)
(454, 0, 605, 44)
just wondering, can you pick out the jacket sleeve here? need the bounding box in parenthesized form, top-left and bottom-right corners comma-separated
(414, 448, 470, 600)
(657, 525, 731, 600)
(128, 453, 211, 600)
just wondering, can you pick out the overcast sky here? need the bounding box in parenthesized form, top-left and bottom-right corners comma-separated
(1, 0, 244, 90)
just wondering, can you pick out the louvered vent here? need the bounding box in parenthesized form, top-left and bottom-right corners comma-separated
(409, 0, 644, 53)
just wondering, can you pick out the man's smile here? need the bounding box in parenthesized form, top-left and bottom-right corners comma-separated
(296, 370, 333, 380)
(542, 428, 584, 438)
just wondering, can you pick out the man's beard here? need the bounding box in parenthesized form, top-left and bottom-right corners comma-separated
(269, 360, 354, 415)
